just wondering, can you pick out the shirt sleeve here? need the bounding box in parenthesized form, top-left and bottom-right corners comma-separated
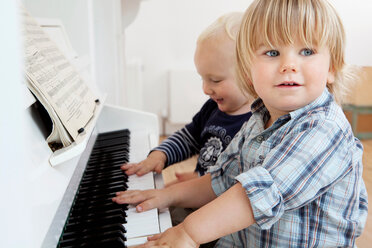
(152, 127, 199, 166)
(235, 119, 359, 229)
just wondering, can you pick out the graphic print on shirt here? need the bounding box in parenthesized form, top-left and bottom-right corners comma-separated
(198, 137, 223, 170)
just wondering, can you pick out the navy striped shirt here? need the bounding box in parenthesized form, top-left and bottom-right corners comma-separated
(210, 89, 368, 247)
(153, 99, 252, 175)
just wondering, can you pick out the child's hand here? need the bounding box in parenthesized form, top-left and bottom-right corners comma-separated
(143, 223, 198, 248)
(165, 172, 199, 187)
(121, 151, 167, 176)
(112, 188, 171, 212)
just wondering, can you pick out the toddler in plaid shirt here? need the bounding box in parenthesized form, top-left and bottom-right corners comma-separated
(113, 0, 368, 247)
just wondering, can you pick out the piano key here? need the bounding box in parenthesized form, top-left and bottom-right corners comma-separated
(127, 173, 155, 190)
(59, 234, 127, 248)
(124, 207, 159, 239)
(57, 129, 167, 247)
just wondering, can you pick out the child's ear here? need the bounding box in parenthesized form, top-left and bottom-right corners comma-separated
(327, 67, 335, 84)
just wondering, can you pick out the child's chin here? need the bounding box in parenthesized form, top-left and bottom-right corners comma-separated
(217, 103, 225, 111)
(218, 105, 232, 114)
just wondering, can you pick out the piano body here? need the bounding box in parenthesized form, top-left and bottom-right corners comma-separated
(0, 1, 171, 247)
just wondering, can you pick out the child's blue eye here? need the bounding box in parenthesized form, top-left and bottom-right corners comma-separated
(265, 50, 279, 57)
(300, 48, 314, 56)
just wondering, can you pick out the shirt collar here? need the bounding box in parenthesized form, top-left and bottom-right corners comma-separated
(289, 88, 333, 119)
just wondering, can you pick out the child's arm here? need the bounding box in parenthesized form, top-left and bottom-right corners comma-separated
(146, 182, 255, 246)
(121, 150, 167, 176)
(165, 171, 199, 187)
(113, 174, 216, 211)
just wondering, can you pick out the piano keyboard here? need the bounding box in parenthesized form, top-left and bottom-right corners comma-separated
(57, 129, 160, 247)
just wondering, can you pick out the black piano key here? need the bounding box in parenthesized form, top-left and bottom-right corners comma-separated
(93, 141, 129, 148)
(80, 175, 126, 186)
(97, 129, 129, 137)
(72, 193, 117, 206)
(83, 164, 127, 175)
(78, 181, 126, 193)
(62, 223, 126, 238)
(81, 170, 125, 180)
(69, 209, 127, 223)
(59, 230, 126, 247)
(90, 147, 129, 157)
(68, 208, 127, 222)
(82, 170, 127, 181)
(71, 202, 127, 216)
(87, 156, 129, 165)
(61, 227, 127, 247)
(79, 174, 126, 187)
(93, 139, 130, 149)
(58, 129, 130, 248)
(96, 131, 130, 142)
(95, 133, 129, 141)
(65, 211, 127, 229)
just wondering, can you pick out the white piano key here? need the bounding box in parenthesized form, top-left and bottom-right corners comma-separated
(126, 236, 148, 247)
(154, 174, 173, 233)
(124, 207, 159, 238)
(158, 208, 173, 233)
(127, 173, 155, 190)
(124, 172, 162, 246)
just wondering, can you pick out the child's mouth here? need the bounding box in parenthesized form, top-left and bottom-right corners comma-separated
(277, 81, 300, 87)
(215, 98, 224, 104)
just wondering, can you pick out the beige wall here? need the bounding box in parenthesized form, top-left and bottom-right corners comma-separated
(346, 66, 372, 106)
(344, 66, 372, 135)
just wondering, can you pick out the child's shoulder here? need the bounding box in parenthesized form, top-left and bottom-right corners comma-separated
(293, 101, 353, 140)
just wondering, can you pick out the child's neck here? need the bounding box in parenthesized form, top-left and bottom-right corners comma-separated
(225, 99, 252, 116)
(264, 117, 274, 129)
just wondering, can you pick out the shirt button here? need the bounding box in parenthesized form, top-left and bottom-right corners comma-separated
(256, 135, 264, 143)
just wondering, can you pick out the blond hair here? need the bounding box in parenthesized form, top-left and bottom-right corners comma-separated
(197, 12, 244, 44)
(236, 0, 356, 104)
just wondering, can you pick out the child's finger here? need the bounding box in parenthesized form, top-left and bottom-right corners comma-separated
(154, 164, 164, 174)
(112, 190, 147, 204)
(120, 163, 133, 170)
(141, 240, 159, 248)
(122, 163, 141, 175)
(147, 233, 162, 241)
(136, 193, 164, 212)
(135, 167, 152, 176)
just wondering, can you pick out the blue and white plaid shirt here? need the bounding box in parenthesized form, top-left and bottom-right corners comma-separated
(210, 89, 368, 247)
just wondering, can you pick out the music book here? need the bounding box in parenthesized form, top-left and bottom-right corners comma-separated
(20, 5, 98, 151)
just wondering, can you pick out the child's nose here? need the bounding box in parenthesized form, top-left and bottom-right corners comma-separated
(281, 63, 297, 73)
(202, 81, 213, 95)
(280, 56, 297, 73)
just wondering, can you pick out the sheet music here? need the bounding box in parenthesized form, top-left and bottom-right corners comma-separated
(21, 6, 97, 141)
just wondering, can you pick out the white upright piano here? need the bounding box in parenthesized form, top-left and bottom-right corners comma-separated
(37, 102, 172, 248)
(0, 1, 171, 247)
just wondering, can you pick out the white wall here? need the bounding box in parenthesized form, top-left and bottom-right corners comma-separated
(22, 0, 91, 58)
(329, 0, 372, 66)
(125, 0, 252, 133)
(0, 1, 30, 246)
(125, 0, 372, 134)
(22, 0, 127, 107)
